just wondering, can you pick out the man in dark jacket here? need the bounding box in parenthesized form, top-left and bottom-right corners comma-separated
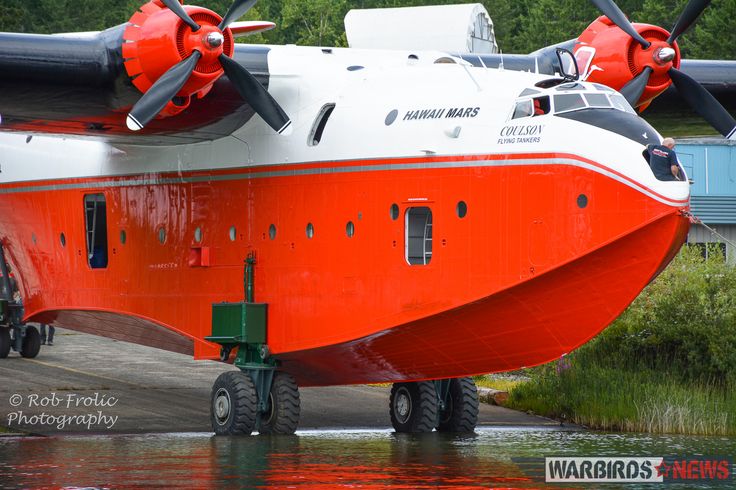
(647, 137, 682, 181)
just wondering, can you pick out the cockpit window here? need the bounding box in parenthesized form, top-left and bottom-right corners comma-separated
(519, 88, 541, 97)
(584, 93, 611, 108)
(533, 96, 550, 115)
(554, 93, 585, 112)
(509, 84, 637, 121)
(556, 82, 585, 91)
(610, 94, 637, 114)
(593, 83, 614, 92)
(512, 100, 533, 119)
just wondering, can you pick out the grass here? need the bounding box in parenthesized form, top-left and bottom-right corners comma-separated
(505, 365, 735, 436)
(474, 376, 527, 393)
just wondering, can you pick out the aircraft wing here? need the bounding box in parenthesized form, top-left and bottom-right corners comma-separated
(0, 1, 288, 146)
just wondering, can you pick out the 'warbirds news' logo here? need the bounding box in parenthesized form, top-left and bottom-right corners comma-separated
(545, 457, 733, 484)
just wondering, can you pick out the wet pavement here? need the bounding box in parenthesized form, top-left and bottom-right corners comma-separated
(0, 328, 563, 435)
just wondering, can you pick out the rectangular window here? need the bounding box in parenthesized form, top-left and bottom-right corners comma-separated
(688, 242, 726, 261)
(405, 206, 433, 265)
(84, 194, 108, 269)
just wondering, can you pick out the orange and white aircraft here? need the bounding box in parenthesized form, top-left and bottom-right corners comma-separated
(0, 0, 732, 435)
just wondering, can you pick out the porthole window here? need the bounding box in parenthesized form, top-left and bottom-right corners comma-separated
(229, 226, 236, 241)
(405, 206, 433, 265)
(457, 201, 468, 218)
(346, 221, 355, 238)
(577, 194, 588, 208)
(158, 227, 166, 244)
(306, 223, 315, 239)
(390, 203, 399, 220)
(60, 233, 66, 247)
(194, 227, 202, 243)
(269, 224, 277, 240)
(120, 230, 126, 245)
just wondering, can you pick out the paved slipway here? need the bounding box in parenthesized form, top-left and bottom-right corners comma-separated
(0, 328, 566, 435)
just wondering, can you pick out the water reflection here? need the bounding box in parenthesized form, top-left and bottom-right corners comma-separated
(0, 429, 733, 488)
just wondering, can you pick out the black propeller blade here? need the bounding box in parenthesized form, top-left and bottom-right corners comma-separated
(620, 66, 652, 107)
(127, 0, 290, 133)
(589, 0, 651, 48)
(127, 50, 202, 131)
(161, 0, 200, 31)
(667, 0, 711, 44)
(219, 54, 291, 133)
(669, 67, 736, 139)
(219, 0, 258, 30)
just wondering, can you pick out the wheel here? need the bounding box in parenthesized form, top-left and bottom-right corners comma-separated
(259, 372, 300, 435)
(211, 371, 258, 435)
(389, 381, 438, 433)
(0, 328, 10, 359)
(437, 377, 479, 433)
(20, 326, 41, 359)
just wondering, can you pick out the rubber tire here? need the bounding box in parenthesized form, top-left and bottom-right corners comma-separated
(20, 326, 41, 359)
(211, 371, 258, 435)
(0, 328, 10, 359)
(437, 377, 479, 433)
(389, 381, 438, 433)
(259, 372, 300, 435)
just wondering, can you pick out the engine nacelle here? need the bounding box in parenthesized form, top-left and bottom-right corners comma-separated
(122, 0, 235, 119)
(575, 16, 681, 109)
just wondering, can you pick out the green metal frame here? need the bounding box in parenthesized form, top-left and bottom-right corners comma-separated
(205, 253, 277, 416)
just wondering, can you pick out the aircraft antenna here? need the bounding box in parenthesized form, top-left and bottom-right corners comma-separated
(499, 49, 504, 71)
(462, 64, 482, 91)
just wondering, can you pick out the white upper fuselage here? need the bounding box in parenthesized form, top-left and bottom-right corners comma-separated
(0, 44, 689, 206)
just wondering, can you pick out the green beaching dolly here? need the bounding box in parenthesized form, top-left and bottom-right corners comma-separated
(0, 243, 41, 360)
(206, 253, 300, 435)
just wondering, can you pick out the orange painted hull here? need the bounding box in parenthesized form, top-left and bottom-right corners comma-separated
(0, 153, 688, 386)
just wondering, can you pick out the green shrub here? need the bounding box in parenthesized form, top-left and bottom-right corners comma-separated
(583, 245, 736, 384)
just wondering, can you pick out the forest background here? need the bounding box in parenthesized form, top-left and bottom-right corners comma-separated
(0, 0, 733, 60)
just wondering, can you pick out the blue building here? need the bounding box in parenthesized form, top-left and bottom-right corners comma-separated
(677, 139, 736, 262)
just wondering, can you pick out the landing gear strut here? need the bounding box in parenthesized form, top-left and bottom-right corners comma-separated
(390, 377, 479, 433)
(0, 243, 41, 359)
(208, 254, 301, 435)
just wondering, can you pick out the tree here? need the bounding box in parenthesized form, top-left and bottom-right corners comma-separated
(280, 0, 348, 46)
(686, 0, 736, 60)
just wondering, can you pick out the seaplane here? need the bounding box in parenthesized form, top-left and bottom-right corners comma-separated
(0, 0, 733, 435)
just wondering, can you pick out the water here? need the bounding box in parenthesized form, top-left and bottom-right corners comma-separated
(1, 429, 734, 488)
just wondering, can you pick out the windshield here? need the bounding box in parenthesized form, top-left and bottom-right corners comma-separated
(509, 86, 637, 121)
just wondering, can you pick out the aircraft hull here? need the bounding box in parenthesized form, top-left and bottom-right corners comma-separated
(0, 152, 688, 386)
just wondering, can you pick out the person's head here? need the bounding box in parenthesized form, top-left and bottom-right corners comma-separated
(662, 137, 675, 149)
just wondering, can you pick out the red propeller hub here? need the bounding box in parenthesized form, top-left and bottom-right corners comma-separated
(575, 16, 681, 108)
(123, 1, 234, 117)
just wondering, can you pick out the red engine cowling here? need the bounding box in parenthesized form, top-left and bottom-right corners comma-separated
(575, 15, 681, 110)
(122, 0, 235, 119)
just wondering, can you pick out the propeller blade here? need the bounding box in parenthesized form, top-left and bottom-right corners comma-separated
(589, 0, 651, 48)
(219, 0, 258, 30)
(669, 67, 736, 139)
(620, 66, 652, 106)
(160, 0, 201, 32)
(127, 50, 202, 131)
(219, 53, 291, 133)
(667, 0, 711, 44)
